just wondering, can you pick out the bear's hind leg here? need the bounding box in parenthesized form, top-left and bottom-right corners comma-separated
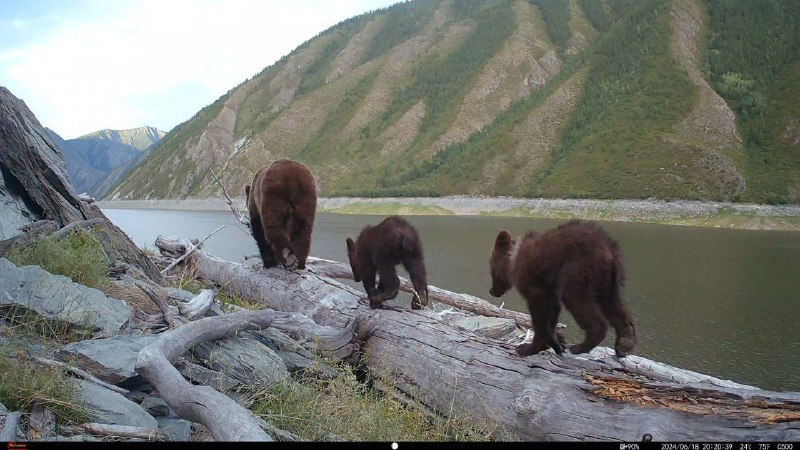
(564, 296, 609, 355)
(290, 218, 313, 270)
(291, 199, 315, 270)
(601, 298, 636, 357)
(250, 212, 277, 268)
(261, 203, 295, 269)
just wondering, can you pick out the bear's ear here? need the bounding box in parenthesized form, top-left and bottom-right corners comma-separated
(494, 230, 513, 250)
(346, 237, 355, 253)
(244, 184, 251, 198)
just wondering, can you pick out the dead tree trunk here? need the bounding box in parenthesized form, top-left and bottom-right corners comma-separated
(156, 237, 800, 442)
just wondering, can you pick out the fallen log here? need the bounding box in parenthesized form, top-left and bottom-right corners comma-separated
(307, 256, 537, 330)
(155, 236, 800, 442)
(134, 309, 274, 441)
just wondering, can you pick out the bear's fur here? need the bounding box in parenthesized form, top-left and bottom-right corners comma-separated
(245, 159, 317, 270)
(346, 216, 429, 310)
(489, 220, 636, 357)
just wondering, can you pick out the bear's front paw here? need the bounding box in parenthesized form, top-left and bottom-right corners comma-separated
(369, 295, 383, 309)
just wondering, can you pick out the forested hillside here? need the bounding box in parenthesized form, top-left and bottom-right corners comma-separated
(110, 0, 800, 204)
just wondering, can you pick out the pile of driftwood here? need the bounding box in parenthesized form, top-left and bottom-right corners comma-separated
(139, 234, 799, 442)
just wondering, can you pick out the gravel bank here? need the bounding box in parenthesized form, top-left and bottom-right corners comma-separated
(98, 196, 800, 230)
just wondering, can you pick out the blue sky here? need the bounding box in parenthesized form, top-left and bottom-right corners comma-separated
(0, 0, 399, 139)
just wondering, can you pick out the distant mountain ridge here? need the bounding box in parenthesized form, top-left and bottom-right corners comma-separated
(111, 0, 800, 204)
(49, 126, 165, 198)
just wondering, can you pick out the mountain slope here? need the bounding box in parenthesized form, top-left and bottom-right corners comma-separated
(112, 0, 800, 204)
(52, 127, 165, 198)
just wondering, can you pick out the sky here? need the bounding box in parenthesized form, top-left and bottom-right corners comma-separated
(0, 0, 400, 139)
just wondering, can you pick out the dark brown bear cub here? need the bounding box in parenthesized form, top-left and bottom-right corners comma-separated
(245, 159, 317, 270)
(489, 220, 636, 357)
(346, 216, 429, 310)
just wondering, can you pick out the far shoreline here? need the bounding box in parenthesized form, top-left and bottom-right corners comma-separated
(97, 196, 800, 231)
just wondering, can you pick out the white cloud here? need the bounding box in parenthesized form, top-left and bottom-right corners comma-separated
(1, 0, 397, 138)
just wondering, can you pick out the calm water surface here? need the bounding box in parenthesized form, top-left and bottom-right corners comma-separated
(103, 208, 800, 392)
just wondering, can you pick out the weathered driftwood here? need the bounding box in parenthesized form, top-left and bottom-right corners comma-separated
(77, 193, 96, 203)
(27, 402, 56, 440)
(177, 289, 214, 320)
(135, 280, 180, 328)
(134, 309, 274, 441)
(157, 238, 800, 442)
(33, 356, 130, 395)
(52, 218, 105, 239)
(159, 226, 224, 276)
(0, 411, 22, 441)
(60, 423, 166, 441)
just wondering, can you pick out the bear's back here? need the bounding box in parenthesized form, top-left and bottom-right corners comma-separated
(513, 221, 618, 284)
(251, 160, 316, 206)
(359, 216, 422, 261)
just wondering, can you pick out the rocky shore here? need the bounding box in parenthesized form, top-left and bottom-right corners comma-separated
(98, 196, 800, 231)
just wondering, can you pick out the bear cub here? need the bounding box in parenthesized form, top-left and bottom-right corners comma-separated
(245, 159, 317, 270)
(489, 220, 636, 357)
(346, 216, 429, 310)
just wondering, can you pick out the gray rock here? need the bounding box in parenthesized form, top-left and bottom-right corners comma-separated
(191, 335, 290, 388)
(140, 397, 170, 417)
(75, 380, 157, 428)
(0, 172, 36, 241)
(0, 87, 85, 229)
(0, 402, 7, 414)
(56, 335, 157, 385)
(0, 258, 132, 337)
(157, 416, 193, 441)
(452, 316, 517, 339)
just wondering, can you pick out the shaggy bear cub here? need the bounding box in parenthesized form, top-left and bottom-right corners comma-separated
(489, 220, 636, 357)
(346, 216, 429, 310)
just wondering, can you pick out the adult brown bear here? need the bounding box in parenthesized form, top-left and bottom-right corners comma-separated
(489, 220, 636, 357)
(346, 216, 429, 310)
(245, 159, 316, 270)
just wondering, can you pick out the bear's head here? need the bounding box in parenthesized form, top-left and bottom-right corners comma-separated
(345, 237, 363, 282)
(489, 230, 515, 297)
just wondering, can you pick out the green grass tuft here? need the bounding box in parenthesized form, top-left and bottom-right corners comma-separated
(0, 349, 91, 425)
(7, 230, 110, 290)
(245, 360, 501, 441)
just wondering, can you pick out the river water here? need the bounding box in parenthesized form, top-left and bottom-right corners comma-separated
(102, 208, 800, 392)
